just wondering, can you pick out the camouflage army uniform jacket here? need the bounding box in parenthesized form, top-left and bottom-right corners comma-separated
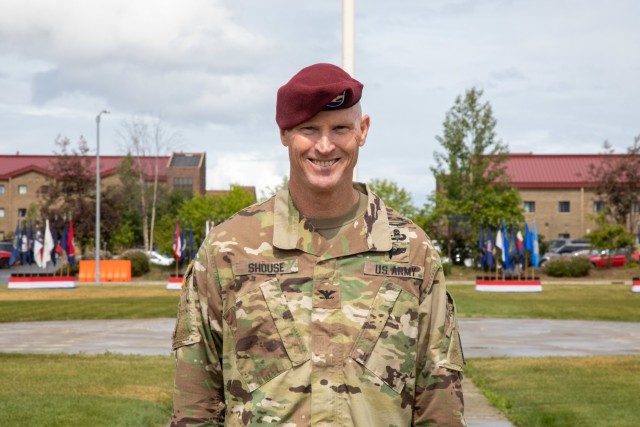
(171, 183, 465, 426)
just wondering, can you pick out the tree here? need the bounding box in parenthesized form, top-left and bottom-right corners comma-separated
(105, 154, 144, 250)
(428, 88, 522, 256)
(260, 176, 289, 201)
(119, 116, 179, 253)
(588, 214, 636, 265)
(586, 136, 640, 229)
(368, 178, 417, 218)
(39, 136, 120, 254)
(155, 185, 256, 255)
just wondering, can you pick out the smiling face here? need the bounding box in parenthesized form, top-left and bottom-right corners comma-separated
(281, 103, 370, 200)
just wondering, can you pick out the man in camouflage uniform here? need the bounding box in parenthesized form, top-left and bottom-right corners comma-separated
(171, 63, 465, 426)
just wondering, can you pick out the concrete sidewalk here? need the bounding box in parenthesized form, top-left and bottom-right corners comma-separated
(3, 317, 639, 358)
(2, 317, 640, 426)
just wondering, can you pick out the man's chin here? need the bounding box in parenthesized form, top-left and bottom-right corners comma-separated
(305, 177, 353, 194)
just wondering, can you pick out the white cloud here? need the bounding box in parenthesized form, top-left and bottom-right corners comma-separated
(0, 0, 272, 67)
(1, 0, 279, 127)
(0, 0, 639, 205)
(207, 152, 286, 198)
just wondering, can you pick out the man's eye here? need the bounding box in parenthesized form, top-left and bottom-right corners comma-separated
(300, 127, 316, 134)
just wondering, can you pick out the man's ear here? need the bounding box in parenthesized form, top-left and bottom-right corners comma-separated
(359, 114, 370, 147)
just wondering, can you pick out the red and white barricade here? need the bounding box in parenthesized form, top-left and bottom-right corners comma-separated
(475, 278, 542, 293)
(8, 275, 76, 289)
(167, 275, 183, 290)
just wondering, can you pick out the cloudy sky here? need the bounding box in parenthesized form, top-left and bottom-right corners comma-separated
(1, 0, 638, 205)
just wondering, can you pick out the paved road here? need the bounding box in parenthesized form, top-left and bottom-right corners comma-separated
(2, 317, 639, 358)
(3, 317, 640, 427)
(461, 317, 640, 358)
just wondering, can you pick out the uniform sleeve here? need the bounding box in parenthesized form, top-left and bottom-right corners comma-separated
(170, 244, 226, 426)
(412, 253, 466, 426)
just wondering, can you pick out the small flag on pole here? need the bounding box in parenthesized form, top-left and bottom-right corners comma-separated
(189, 219, 194, 261)
(20, 222, 28, 265)
(42, 219, 54, 268)
(180, 220, 186, 266)
(9, 221, 20, 266)
(532, 222, 540, 268)
(34, 224, 43, 268)
(173, 222, 182, 262)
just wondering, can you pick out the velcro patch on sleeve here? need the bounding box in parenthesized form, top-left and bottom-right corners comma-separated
(363, 261, 424, 279)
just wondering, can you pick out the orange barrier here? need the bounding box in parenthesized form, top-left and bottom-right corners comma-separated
(78, 260, 132, 282)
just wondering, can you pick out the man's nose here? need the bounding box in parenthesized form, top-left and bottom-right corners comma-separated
(315, 132, 335, 153)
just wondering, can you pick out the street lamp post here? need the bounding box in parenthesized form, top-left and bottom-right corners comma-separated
(96, 110, 109, 284)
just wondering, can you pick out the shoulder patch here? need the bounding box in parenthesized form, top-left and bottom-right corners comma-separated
(172, 264, 202, 350)
(388, 226, 411, 262)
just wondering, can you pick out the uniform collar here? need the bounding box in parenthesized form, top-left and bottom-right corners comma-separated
(273, 182, 393, 257)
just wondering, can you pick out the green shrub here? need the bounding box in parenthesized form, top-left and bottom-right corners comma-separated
(81, 250, 113, 260)
(442, 262, 452, 276)
(544, 256, 591, 277)
(119, 249, 150, 277)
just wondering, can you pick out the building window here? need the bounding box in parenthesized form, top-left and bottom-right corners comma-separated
(558, 233, 570, 239)
(173, 177, 193, 193)
(0, 185, 5, 195)
(0, 208, 4, 217)
(523, 201, 536, 213)
(559, 201, 571, 213)
(18, 185, 27, 195)
(18, 208, 27, 217)
(633, 202, 640, 214)
(593, 201, 605, 213)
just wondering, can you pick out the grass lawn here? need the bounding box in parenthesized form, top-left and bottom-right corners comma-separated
(0, 353, 174, 427)
(1, 283, 639, 323)
(0, 281, 639, 425)
(465, 355, 640, 427)
(0, 284, 179, 322)
(449, 284, 640, 322)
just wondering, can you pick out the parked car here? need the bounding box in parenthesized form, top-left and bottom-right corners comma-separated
(0, 241, 18, 268)
(540, 243, 591, 266)
(0, 249, 11, 269)
(439, 242, 474, 267)
(0, 241, 14, 252)
(548, 238, 590, 252)
(148, 251, 174, 266)
(588, 249, 628, 268)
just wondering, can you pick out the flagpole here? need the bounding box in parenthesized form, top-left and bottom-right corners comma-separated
(342, 0, 356, 179)
(95, 110, 109, 284)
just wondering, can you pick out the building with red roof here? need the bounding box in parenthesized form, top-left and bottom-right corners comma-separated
(504, 153, 639, 240)
(0, 152, 206, 240)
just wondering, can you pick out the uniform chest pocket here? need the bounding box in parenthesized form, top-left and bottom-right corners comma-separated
(225, 278, 309, 392)
(349, 280, 419, 394)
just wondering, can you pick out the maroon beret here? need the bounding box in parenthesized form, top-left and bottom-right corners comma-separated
(276, 63, 364, 130)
